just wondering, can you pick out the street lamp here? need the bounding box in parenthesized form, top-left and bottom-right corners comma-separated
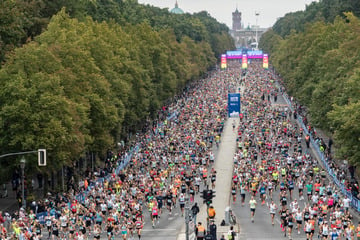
(20, 157, 26, 209)
(255, 12, 260, 49)
(185, 196, 190, 240)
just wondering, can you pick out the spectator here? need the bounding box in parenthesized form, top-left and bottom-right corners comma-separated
(196, 222, 206, 240)
(191, 203, 200, 226)
(227, 225, 236, 240)
(209, 220, 217, 240)
(208, 206, 216, 220)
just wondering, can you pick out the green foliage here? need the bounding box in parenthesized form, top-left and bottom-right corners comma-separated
(328, 101, 360, 165)
(272, 0, 360, 38)
(259, 29, 282, 55)
(0, 0, 234, 66)
(0, 8, 223, 175)
(267, 12, 360, 165)
(0, 0, 48, 63)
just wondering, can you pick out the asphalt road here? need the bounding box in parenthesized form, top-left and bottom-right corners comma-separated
(231, 93, 358, 240)
(35, 190, 203, 240)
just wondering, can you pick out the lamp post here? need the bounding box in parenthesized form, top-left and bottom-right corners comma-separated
(255, 12, 260, 49)
(20, 157, 26, 209)
(184, 195, 192, 240)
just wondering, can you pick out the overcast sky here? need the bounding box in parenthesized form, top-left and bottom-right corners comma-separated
(138, 0, 319, 28)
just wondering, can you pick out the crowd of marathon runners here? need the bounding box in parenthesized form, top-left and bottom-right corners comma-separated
(0, 61, 235, 240)
(231, 62, 359, 240)
(0, 60, 359, 240)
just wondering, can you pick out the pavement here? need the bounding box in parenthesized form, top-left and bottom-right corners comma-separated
(0, 177, 46, 214)
(176, 74, 360, 240)
(0, 183, 19, 213)
(2, 64, 357, 240)
(233, 84, 360, 240)
(177, 117, 240, 240)
(232, 93, 310, 239)
(177, 85, 242, 240)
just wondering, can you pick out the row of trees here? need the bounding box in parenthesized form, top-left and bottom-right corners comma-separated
(0, 3, 234, 182)
(259, 12, 360, 165)
(0, 0, 233, 65)
(272, 0, 360, 38)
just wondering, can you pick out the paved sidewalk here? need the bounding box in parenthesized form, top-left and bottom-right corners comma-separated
(177, 116, 240, 240)
(0, 183, 19, 213)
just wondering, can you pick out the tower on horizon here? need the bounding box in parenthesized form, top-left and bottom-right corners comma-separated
(232, 6, 242, 31)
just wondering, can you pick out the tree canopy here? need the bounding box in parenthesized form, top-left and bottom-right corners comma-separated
(0, 0, 234, 65)
(260, 12, 360, 165)
(272, 0, 360, 38)
(0, 3, 234, 179)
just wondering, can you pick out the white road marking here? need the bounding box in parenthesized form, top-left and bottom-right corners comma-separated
(142, 228, 177, 232)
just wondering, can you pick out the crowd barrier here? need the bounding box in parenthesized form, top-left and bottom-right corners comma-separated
(281, 92, 360, 213)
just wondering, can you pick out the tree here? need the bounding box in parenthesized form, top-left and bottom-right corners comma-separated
(328, 101, 360, 166)
(268, 12, 360, 166)
(0, 3, 234, 181)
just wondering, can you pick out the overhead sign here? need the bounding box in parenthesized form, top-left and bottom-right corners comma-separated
(221, 54, 227, 69)
(226, 50, 264, 59)
(228, 93, 241, 118)
(263, 53, 269, 69)
(242, 54, 248, 69)
(247, 50, 263, 59)
(226, 50, 243, 59)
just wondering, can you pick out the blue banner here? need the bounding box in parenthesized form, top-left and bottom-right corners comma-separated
(226, 50, 264, 59)
(226, 50, 243, 59)
(228, 93, 241, 117)
(36, 211, 48, 225)
(247, 50, 263, 59)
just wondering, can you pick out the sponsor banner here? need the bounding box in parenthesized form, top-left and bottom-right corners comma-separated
(242, 54, 248, 69)
(263, 53, 269, 69)
(247, 50, 263, 59)
(226, 50, 243, 59)
(221, 54, 227, 69)
(226, 50, 264, 59)
(228, 93, 241, 118)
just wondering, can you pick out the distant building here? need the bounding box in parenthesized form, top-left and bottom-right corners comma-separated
(230, 8, 268, 49)
(170, 0, 184, 14)
(232, 7, 242, 31)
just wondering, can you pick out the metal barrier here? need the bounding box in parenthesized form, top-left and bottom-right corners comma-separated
(282, 92, 360, 213)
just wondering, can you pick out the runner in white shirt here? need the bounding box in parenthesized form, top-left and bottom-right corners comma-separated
(100, 202, 107, 215)
(305, 221, 312, 240)
(45, 215, 52, 239)
(312, 192, 319, 205)
(269, 200, 278, 225)
(209, 151, 215, 163)
(59, 214, 68, 240)
(267, 180, 273, 200)
(240, 184, 247, 206)
(290, 199, 299, 213)
(334, 208, 342, 219)
(295, 208, 303, 235)
(194, 175, 201, 193)
(249, 196, 257, 223)
(321, 221, 329, 239)
(343, 196, 351, 211)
